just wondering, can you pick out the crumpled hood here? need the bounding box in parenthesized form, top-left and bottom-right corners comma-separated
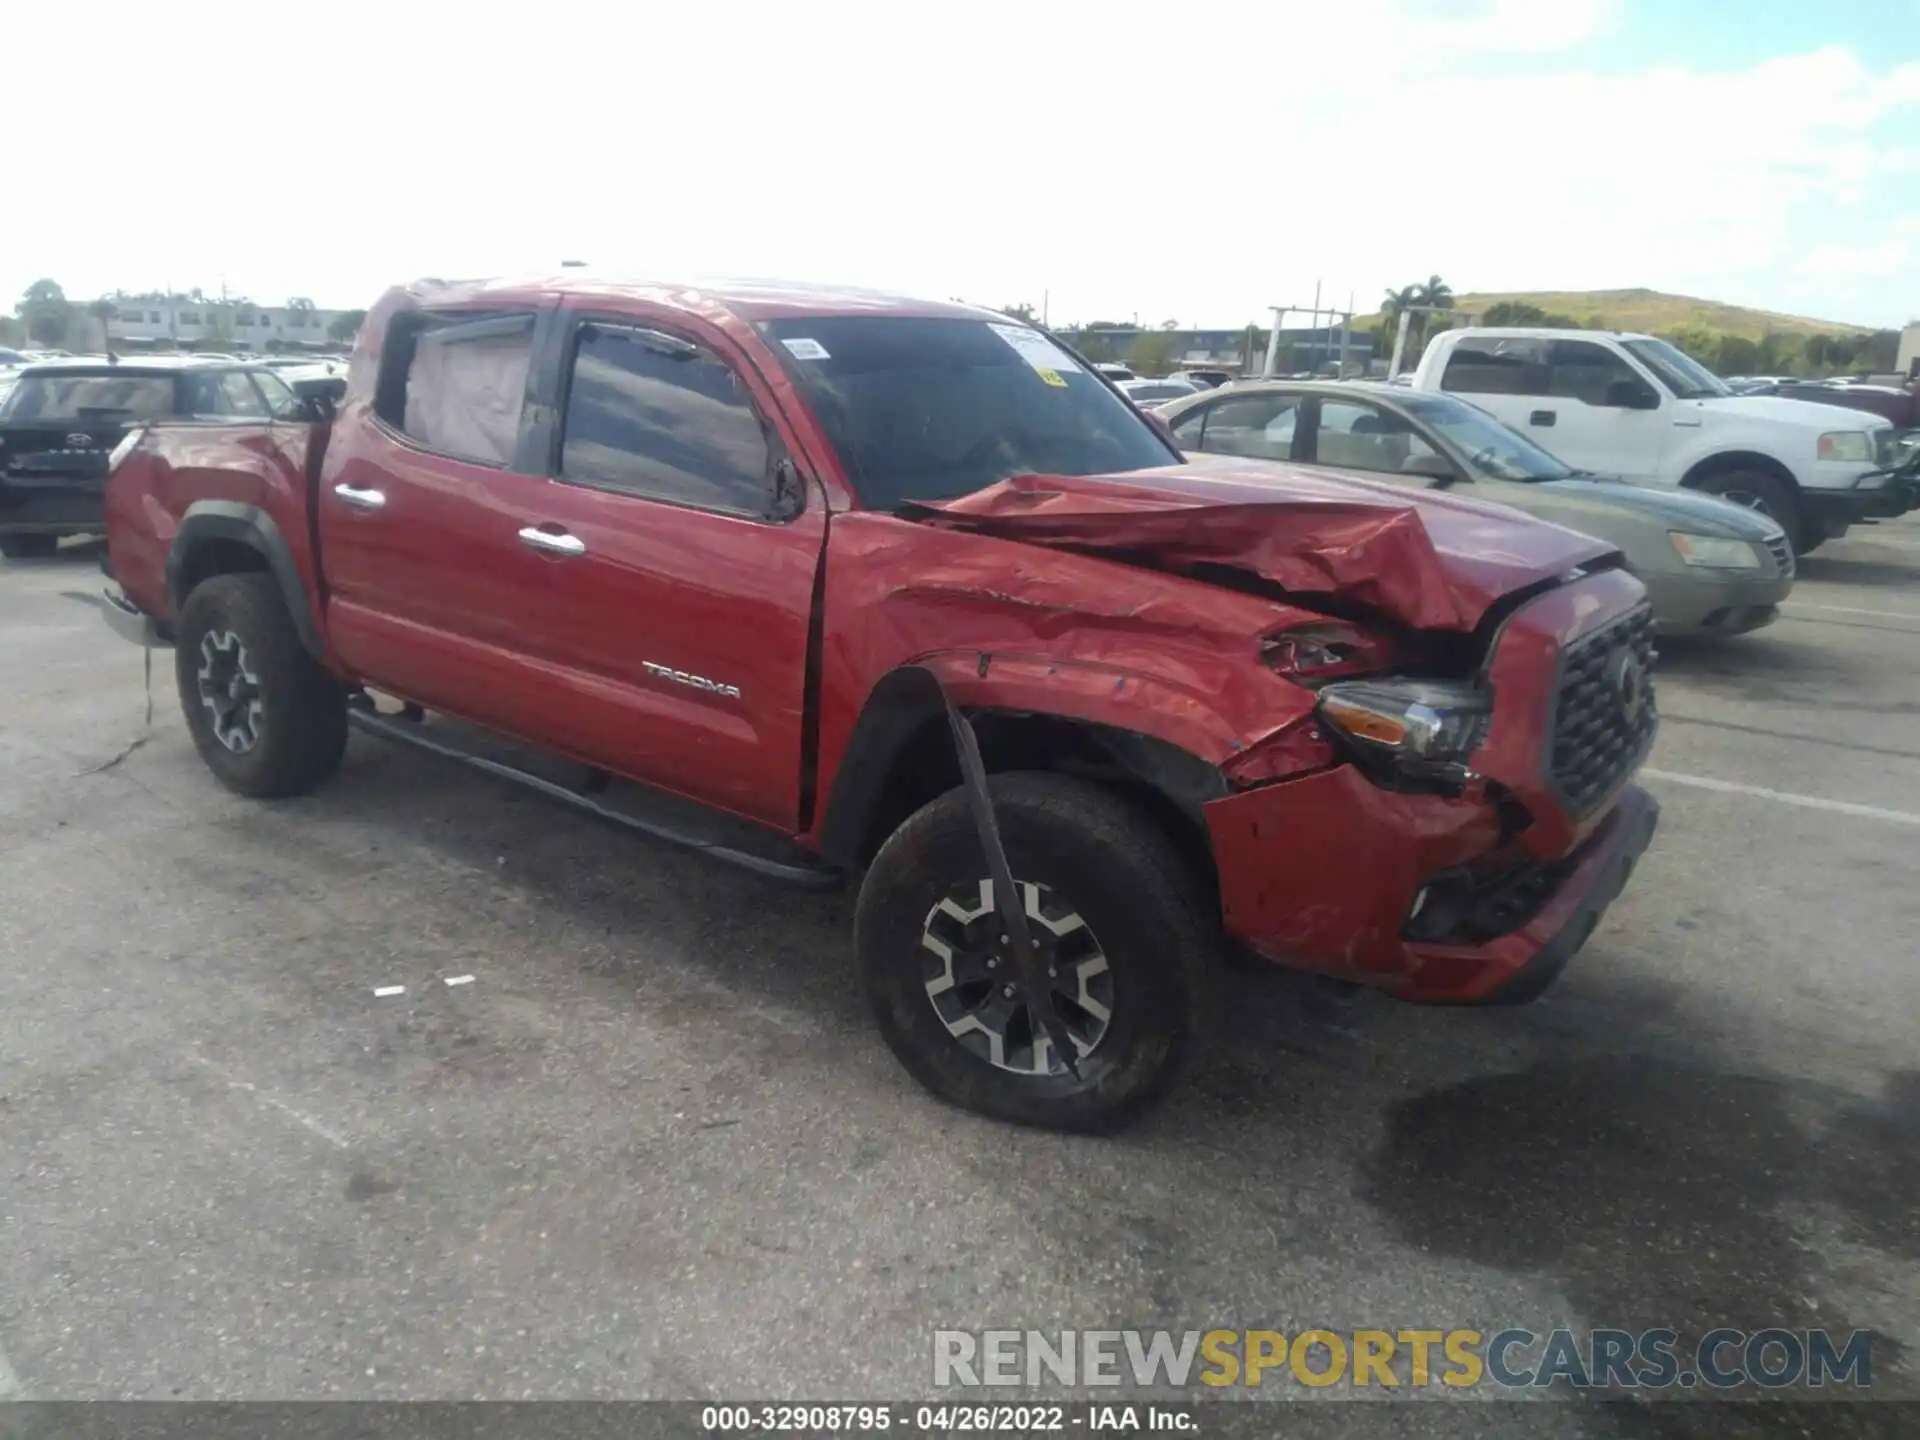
(907, 456, 1618, 632)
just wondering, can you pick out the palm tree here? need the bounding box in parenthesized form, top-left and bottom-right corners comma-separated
(1416, 274, 1455, 312)
(1380, 284, 1421, 357)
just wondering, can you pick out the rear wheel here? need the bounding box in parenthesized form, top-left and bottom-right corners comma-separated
(0, 533, 59, 560)
(1694, 470, 1802, 553)
(856, 772, 1214, 1132)
(174, 572, 348, 798)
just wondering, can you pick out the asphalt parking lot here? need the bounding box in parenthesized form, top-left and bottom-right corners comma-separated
(2, 527, 1917, 1435)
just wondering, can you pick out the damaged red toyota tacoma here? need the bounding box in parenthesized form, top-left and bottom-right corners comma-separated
(101, 276, 1660, 1130)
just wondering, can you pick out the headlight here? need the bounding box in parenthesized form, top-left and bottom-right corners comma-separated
(1667, 532, 1763, 569)
(1316, 676, 1492, 785)
(106, 426, 145, 474)
(1817, 431, 1872, 463)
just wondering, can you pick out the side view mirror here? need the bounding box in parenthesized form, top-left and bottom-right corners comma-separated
(1142, 410, 1179, 447)
(299, 393, 337, 423)
(1605, 378, 1660, 410)
(1400, 453, 1462, 484)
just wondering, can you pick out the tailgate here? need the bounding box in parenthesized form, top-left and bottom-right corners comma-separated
(0, 421, 126, 486)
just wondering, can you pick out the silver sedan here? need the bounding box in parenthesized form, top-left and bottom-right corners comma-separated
(1156, 380, 1795, 635)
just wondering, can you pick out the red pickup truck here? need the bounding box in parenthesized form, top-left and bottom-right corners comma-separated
(102, 275, 1659, 1130)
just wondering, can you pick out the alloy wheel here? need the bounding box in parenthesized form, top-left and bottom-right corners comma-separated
(918, 878, 1114, 1076)
(196, 629, 264, 753)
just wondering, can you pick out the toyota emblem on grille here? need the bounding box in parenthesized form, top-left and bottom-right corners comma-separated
(1606, 649, 1649, 724)
(66, 433, 90, 448)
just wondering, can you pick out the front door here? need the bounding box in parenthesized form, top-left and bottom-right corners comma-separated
(1533, 338, 1669, 481)
(495, 307, 826, 829)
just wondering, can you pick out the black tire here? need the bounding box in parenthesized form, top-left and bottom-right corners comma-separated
(1695, 470, 1803, 552)
(856, 771, 1215, 1132)
(0, 533, 59, 560)
(174, 572, 348, 798)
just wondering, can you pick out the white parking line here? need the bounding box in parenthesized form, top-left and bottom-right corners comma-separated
(1642, 769, 1920, 827)
(191, 1055, 351, 1150)
(1783, 601, 1920, 622)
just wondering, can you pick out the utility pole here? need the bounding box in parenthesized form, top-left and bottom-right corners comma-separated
(1263, 306, 1289, 378)
(1042, 290, 1049, 327)
(1385, 303, 1477, 379)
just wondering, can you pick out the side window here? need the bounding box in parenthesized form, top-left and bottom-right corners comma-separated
(1196, 394, 1301, 461)
(1546, 340, 1644, 407)
(373, 311, 535, 466)
(219, 372, 270, 417)
(1314, 400, 1441, 476)
(250, 369, 305, 421)
(1440, 338, 1546, 397)
(181, 372, 233, 416)
(1169, 405, 1210, 447)
(557, 323, 774, 515)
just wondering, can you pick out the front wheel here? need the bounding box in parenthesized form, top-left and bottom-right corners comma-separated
(1695, 470, 1803, 553)
(174, 572, 348, 798)
(856, 772, 1215, 1132)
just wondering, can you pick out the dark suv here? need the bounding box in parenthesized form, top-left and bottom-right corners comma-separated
(0, 357, 306, 559)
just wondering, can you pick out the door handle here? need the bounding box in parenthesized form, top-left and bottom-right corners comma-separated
(333, 483, 387, 509)
(1528, 410, 1557, 427)
(518, 526, 586, 557)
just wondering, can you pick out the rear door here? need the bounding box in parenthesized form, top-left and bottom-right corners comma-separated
(317, 306, 569, 738)
(1436, 336, 1547, 438)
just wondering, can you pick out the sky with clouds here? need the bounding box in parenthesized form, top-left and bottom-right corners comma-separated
(6, 0, 1917, 329)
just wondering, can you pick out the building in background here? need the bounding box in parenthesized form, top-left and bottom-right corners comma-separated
(86, 295, 355, 352)
(1899, 321, 1919, 381)
(1062, 324, 1373, 376)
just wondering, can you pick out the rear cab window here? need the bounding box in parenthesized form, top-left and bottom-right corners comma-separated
(373, 311, 537, 466)
(1440, 338, 1547, 397)
(759, 315, 1171, 509)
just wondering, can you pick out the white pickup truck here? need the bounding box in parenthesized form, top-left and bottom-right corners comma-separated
(1407, 328, 1907, 552)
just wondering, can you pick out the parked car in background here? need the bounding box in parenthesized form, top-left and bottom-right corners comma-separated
(1161, 381, 1796, 635)
(1093, 362, 1136, 382)
(0, 357, 308, 559)
(1409, 329, 1907, 552)
(100, 273, 1660, 1130)
(1735, 378, 1920, 432)
(0, 347, 29, 367)
(274, 362, 349, 418)
(1174, 367, 1238, 390)
(1116, 377, 1200, 409)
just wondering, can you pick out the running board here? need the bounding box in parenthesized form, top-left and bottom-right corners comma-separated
(346, 708, 841, 889)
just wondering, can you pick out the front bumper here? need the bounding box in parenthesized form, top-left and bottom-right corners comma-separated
(1205, 773, 1659, 1004)
(0, 478, 107, 536)
(102, 586, 170, 648)
(1641, 569, 1791, 634)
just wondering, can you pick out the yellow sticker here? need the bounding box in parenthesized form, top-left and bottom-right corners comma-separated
(1036, 367, 1067, 388)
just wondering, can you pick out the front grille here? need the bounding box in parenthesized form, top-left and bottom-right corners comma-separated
(1548, 606, 1658, 817)
(1764, 534, 1795, 578)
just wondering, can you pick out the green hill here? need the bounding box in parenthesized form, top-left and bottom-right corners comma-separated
(1446, 288, 1867, 340)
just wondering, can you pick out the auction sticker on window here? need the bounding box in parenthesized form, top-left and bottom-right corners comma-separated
(781, 337, 831, 360)
(988, 323, 1081, 377)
